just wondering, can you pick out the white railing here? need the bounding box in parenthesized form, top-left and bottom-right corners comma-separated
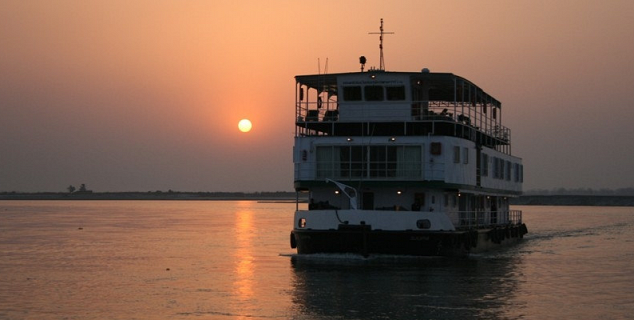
(456, 210, 522, 229)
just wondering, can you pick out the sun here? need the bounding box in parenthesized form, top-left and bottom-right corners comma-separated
(238, 119, 252, 133)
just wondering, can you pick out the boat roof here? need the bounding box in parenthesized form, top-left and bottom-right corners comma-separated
(295, 71, 501, 108)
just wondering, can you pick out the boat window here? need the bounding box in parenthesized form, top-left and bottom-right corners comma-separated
(463, 147, 469, 164)
(430, 142, 441, 155)
(386, 86, 406, 101)
(370, 146, 388, 177)
(416, 219, 431, 229)
(506, 160, 512, 181)
(499, 159, 504, 180)
(343, 86, 362, 101)
(453, 146, 461, 163)
(315, 145, 421, 179)
(364, 85, 384, 101)
(481, 153, 489, 176)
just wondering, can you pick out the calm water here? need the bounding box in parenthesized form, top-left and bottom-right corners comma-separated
(1, 201, 633, 319)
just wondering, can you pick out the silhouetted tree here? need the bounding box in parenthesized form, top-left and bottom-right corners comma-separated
(68, 185, 76, 193)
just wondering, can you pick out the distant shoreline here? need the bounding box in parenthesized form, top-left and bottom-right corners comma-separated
(510, 195, 634, 207)
(0, 192, 306, 202)
(1, 192, 634, 206)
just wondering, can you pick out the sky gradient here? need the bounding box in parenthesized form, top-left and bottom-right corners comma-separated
(1, 0, 633, 192)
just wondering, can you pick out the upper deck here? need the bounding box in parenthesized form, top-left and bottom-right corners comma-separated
(295, 70, 513, 154)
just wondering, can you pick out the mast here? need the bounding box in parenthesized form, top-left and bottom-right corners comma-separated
(368, 18, 394, 71)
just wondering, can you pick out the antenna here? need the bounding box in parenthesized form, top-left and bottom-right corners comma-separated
(368, 18, 394, 71)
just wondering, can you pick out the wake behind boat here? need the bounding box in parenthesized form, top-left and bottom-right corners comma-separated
(290, 20, 526, 257)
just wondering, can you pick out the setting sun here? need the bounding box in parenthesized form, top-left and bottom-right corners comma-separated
(238, 119, 252, 133)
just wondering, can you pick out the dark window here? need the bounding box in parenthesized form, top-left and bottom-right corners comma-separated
(506, 160, 512, 181)
(364, 85, 384, 101)
(386, 86, 405, 100)
(453, 146, 461, 163)
(430, 142, 441, 155)
(343, 86, 362, 101)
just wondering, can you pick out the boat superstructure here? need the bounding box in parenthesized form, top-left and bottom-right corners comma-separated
(290, 31, 526, 256)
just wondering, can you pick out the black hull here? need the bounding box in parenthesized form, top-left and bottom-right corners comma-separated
(291, 224, 528, 257)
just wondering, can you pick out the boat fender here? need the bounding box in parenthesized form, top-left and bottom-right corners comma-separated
(290, 232, 297, 249)
(470, 230, 478, 248)
(462, 232, 471, 251)
(492, 228, 501, 244)
(488, 228, 499, 244)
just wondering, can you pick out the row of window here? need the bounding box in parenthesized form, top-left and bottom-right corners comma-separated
(451, 147, 523, 183)
(313, 143, 523, 183)
(343, 85, 406, 102)
(315, 145, 422, 178)
(453, 146, 469, 164)
(482, 154, 523, 182)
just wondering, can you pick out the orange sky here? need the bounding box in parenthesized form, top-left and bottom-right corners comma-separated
(1, 0, 633, 192)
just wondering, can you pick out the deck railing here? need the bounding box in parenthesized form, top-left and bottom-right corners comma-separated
(456, 210, 522, 229)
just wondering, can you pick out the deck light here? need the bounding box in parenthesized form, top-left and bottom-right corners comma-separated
(347, 138, 354, 142)
(335, 190, 340, 195)
(397, 190, 402, 195)
(389, 137, 396, 142)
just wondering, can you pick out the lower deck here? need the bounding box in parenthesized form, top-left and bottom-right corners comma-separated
(291, 223, 528, 257)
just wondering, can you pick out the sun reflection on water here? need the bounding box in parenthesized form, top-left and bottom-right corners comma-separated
(234, 204, 255, 304)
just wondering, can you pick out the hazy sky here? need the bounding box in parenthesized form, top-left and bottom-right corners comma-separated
(1, 0, 633, 192)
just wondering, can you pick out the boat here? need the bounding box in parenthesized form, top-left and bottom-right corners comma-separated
(290, 21, 527, 257)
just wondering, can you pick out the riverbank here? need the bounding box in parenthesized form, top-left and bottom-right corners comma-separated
(0, 191, 304, 201)
(510, 195, 634, 206)
(2, 193, 634, 206)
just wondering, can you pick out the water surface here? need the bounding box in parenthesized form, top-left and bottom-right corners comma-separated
(1, 201, 633, 319)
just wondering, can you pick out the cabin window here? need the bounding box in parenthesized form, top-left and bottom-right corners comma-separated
(506, 160, 512, 181)
(369, 146, 420, 178)
(453, 146, 461, 163)
(364, 85, 384, 101)
(482, 153, 489, 176)
(315, 145, 421, 179)
(499, 158, 504, 180)
(370, 146, 389, 177)
(386, 86, 406, 101)
(520, 165, 524, 182)
(430, 142, 441, 155)
(343, 86, 362, 101)
(463, 147, 469, 164)
(514, 163, 520, 182)
(315, 146, 335, 178)
(340, 146, 366, 178)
